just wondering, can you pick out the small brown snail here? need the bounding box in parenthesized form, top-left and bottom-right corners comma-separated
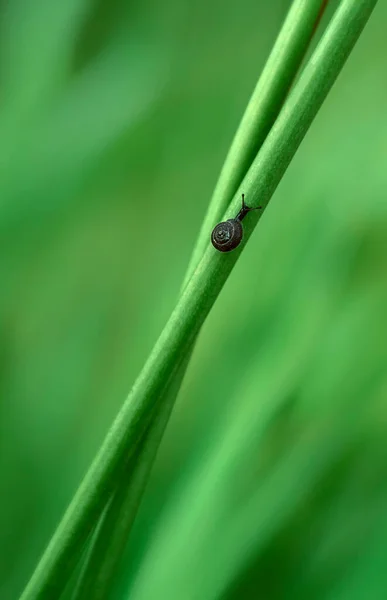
(211, 194, 262, 252)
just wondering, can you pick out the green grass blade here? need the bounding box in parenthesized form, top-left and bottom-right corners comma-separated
(67, 3, 330, 592)
(69, 3, 332, 592)
(70, 368, 183, 600)
(19, 1, 378, 598)
(183, 0, 328, 287)
(66, 2, 331, 590)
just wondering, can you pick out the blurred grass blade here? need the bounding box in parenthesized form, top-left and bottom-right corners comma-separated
(19, 1, 378, 598)
(68, 1, 331, 594)
(0, 0, 93, 116)
(183, 0, 329, 286)
(0, 35, 166, 231)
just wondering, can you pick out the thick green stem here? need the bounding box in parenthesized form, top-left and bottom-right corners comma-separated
(68, 3, 330, 596)
(70, 364, 185, 600)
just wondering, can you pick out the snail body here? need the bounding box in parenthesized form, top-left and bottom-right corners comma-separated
(211, 194, 261, 253)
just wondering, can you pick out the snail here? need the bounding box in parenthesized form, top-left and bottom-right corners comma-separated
(211, 194, 262, 252)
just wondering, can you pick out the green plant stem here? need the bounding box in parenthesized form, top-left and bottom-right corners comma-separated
(70, 363, 186, 600)
(70, 3, 331, 595)
(66, 506, 110, 600)
(19, 1, 378, 598)
(183, 0, 329, 287)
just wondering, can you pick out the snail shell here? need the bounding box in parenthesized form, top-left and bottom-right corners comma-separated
(211, 219, 243, 252)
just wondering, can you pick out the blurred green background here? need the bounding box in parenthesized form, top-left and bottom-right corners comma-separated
(1, 0, 387, 598)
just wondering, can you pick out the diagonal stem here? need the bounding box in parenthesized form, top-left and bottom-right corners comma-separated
(69, 3, 331, 598)
(183, 0, 330, 287)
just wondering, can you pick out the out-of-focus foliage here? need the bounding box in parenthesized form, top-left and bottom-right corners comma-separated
(0, 0, 386, 599)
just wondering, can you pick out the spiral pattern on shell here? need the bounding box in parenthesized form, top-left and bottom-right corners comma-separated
(211, 219, 243, 252)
